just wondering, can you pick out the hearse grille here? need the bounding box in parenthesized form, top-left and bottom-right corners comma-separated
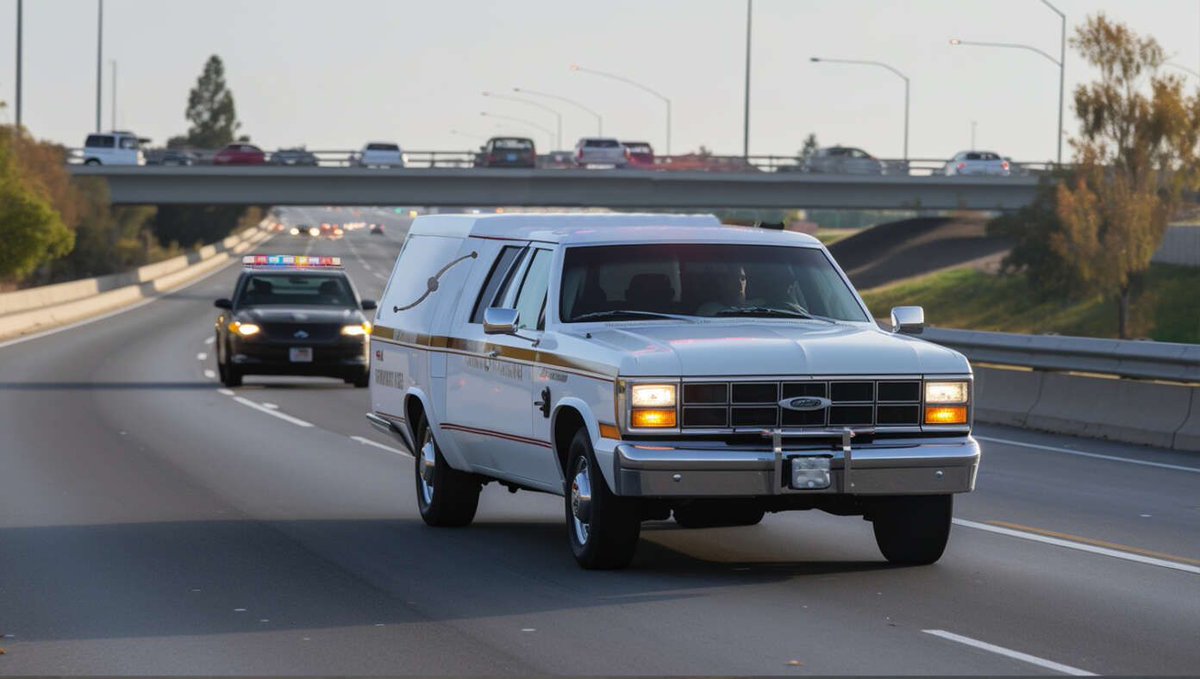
(680, 380, 921, 429)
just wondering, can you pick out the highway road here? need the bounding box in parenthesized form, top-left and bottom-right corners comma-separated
(1, 208, 1197, 675)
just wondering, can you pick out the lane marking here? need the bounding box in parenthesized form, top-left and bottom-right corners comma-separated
(977, 435, 1200, 474)
(373, 272, 387, 280)
(203, 369, 216, 379)
(350, 435, 412, 457)
(232, 396, 313, 427)
(923, 629, 1096, 676)
(204, 337, 215, 345)
(954, 518, 1200, 574)
(217, 388, 234, 396)
(197, 352, 207, 361)
(262, 402, 279, 410)
(984, 520, 1200, 567)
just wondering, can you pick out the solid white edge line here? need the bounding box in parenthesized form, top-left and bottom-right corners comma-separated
(350, 435, 412, 457)
(232, 396, 313, 427)
(953, 518, 1200, 575)
(203, 369, 216, 379)
(217, 388, 234, 396)
(976, 435, 1200, 474)
(923, 629, 1096, 676)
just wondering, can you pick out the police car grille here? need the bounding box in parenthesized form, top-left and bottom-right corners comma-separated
(680, 380, 921, 429)
(260, 322, 341, 341)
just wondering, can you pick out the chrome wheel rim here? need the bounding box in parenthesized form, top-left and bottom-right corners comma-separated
(570, 458, 593, 545)
(419, 430, 436, 506)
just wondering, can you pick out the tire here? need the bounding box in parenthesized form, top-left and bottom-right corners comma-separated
(673, 500, 765, 528)
(84, 159, 101, 166)
(414, 414, 480, 527)
(565, 428, 641, 569)
(871, 495, 953, 565)
(218, 341, 242, 388)
(351, 369, 370, 388)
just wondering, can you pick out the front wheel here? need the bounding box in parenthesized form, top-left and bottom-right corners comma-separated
(414, 414, 480, 527)
(565, 429, 641, 569)
(871, 495, 953, 565)
(218, 342, 242, 388)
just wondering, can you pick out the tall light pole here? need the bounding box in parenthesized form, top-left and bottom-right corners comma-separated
(482, 91, 562, 149)
(15, 0, 22, 130)
(950, 0, 1065, 164)
(571, 64, 671, 154)
(513, 87, 604, 136)
(1166, 62, 1200, 79)
(111, 60, 117, 130)
(96, 0, 103, 132)
(743, 0, 753, 157)
(810, 57, 909, 160)
(480, 112, 554, 150)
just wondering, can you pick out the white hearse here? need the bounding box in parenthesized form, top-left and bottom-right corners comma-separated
(367, 213, 979, 569)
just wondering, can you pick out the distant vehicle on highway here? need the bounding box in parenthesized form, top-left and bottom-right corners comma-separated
(369, 223, 386, 235)
(574, 137, 628, 167)
(290, 225, 320, 237)
(144, 148, 197, 166)
(213, 255, 375, 388)
(803, 146, 885, 175)
(269, 148, 319, 166)
(478, 136, 537, 168)
(943, 150, 1011, 176)
(319, 223, 345, 240)
(540, 150, 575, 169)
(621, 141, 655, 168)
(82, 131, 146, 166)
(213, 143, 266, 166)
(357, 142, 406, 168)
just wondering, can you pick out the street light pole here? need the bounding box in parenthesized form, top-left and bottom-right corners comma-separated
(810, 57, 909, 160)
(111, 60, 117, 131)
(513, 87, 604, 136)
(15, 0, 22, 130)
(96, 0, 103, 132)
(482, 91, 562, 149)
(743, 0, 752, 157)
(571, 64, 671, 154)
(480, 111, 555, 150)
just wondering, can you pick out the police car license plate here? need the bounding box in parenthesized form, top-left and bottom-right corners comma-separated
(289, 347, 313, 363)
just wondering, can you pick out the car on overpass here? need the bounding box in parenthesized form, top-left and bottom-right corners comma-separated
(357, 142, 406, 168)
(213, 143, 267, 166)
(367, 213, 979, 570)
(477, 136, 537, 168)
(574, 137, 628, 167)
(802, 146, 886, 175)
(622, 141, 655, 168)
(943, 150, 1011, 176)
(269, 147, 320, 166)
(82, 131, 146, 166)
(214, 255, 375, 388)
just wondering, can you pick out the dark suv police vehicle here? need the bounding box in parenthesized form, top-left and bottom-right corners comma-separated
(213, 256, 376, 388)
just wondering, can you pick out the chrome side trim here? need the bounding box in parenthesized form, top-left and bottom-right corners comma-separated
(366, 411, 413, 452)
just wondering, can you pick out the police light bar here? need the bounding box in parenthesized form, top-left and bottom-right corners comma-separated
(242, 255, 343, 267)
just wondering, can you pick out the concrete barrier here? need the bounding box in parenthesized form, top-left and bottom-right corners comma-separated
(973, 366, 1042, 427)
(0, 227, 272, 340)
(1172, 391, 1200, 451)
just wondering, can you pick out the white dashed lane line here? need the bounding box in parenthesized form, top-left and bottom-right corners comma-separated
(217, 388, 234, 396)
(231, 396, 313, 427)
(923, 629, 1096, 676)
(204, 337, 215, 345)
(197, 353, 207, 361)
(350, 435, 412, 457)
(203, 369, 216, 379)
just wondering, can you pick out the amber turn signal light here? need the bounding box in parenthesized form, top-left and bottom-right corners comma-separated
(631, 409, 677, 428)
(598, 423, 622, 440)
(925, 406, 968, 425)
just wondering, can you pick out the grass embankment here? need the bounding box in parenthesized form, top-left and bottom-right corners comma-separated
(860, 264, 1200, 343)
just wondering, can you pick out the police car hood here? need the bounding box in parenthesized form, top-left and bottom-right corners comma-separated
(581, 321, 967, 377)
(238, 306, 364, 324)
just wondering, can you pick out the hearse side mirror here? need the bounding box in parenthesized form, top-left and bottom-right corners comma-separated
(483, 307, 520, 335)
(890, 306, 925, 335)
(214, 298, 233, 309)
(361, 299, 377, 311)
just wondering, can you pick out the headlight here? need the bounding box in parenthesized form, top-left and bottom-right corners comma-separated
(229, 321, 260, 337)
(289, 227, 299, 235)
(309, 227, 319, 236)
(631, 384, 676, 407)
(925, 381, 968, 404)
(341, 322, 371, 337)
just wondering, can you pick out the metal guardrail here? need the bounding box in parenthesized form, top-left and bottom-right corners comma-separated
(67, 148, 1060, 177)
(922, 327, 1200, 383)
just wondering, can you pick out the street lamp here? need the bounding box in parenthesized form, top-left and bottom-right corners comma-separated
(479, 112, 554, 150)
(513, 87, 604, 136)
(570, 64, 671, 154)
(482, 91, 562, 150)
(1166, 62, 1200, 79)
(810, 56, 910, 160)
(950, 0, 1065, 165)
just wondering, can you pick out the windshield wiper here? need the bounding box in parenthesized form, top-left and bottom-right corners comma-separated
(571, 309, 695, 323)
(713, 306, 821, 320)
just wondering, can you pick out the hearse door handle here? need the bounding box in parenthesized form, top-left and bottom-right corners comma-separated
(534, 387, 551, 419)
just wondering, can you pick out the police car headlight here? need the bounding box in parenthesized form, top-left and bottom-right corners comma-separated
(341, 322, 371, 337)
(230, 321, 260, 337)
(308, 227, 320, 237)
(289, 227, 299, 235)
(631, 384, 676, 407)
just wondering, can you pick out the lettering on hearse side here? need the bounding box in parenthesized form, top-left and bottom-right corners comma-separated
(539, 368, 568, 383)
(465, 355, 524, 381)
(374, 369, 404, 388)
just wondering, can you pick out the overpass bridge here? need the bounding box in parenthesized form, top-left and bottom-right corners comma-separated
(69, 165, 1043, 210)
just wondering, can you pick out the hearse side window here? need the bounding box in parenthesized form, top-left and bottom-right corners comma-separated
(470, 245, 526, 323)
(512, 249, 554, 330)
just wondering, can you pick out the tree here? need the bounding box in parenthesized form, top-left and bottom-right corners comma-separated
(0, 132, 74, 282)
(185, 55, 240, 148)
(799, 133, 819, 159)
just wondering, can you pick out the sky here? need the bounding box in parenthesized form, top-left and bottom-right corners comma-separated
(1, 0, 1198, 162)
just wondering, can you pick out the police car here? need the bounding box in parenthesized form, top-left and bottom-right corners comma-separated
(366, 214, 979, 570)
(214, 255, 376, 388)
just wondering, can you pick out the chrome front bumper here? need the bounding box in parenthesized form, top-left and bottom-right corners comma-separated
(611, 432, 980, 497)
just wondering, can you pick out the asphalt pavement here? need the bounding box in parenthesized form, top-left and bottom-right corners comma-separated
(0, 207, 1197, 675)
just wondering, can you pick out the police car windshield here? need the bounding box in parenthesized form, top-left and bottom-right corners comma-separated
(237, 273, 355, 307)
(560, 244, 869, 323)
